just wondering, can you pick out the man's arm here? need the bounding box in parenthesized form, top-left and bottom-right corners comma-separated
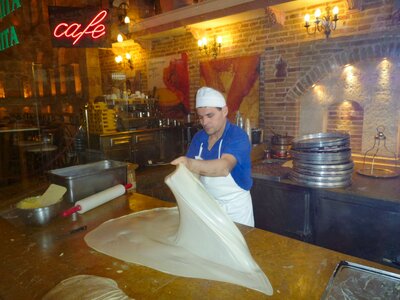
(171, 153, 237, 177)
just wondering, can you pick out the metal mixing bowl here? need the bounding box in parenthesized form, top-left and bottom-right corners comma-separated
(16, 196, 63, 226)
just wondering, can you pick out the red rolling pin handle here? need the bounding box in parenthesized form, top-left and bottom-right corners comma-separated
(62, 205, 81, 217)
(61, 184, 132, 217)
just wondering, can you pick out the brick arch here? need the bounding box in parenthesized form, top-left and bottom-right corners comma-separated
(284, 39, 400, 136)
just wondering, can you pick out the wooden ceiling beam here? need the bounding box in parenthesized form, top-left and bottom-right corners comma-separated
(126, 0, 295, 38)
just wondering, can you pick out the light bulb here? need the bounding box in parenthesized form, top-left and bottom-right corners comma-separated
(115, 55, 122, 63)
(333, 6, 339, 16)
(202, 37, 208, 46)
(216, 36, 222, 44)
(198, 39, 203, 47)
(124, 16, 130, 24)
(304, 14, 310, 23)
(117, 34, 123, 43)
(315, 8, 321, 18)
(125, 53, 131, 60)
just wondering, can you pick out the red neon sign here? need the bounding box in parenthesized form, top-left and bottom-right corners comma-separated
(53, 10, 107, 45)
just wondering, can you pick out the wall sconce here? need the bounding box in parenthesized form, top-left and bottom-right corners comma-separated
(198, 36, 222, 59)
(115, 53, 133, 70)
(304, 5, 339, 38)
(117, 33, 124, 43)
(116, 1, 130, 24)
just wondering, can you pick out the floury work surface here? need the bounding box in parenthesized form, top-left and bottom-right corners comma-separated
(1, 191, 400, 299)
(85, 164, 273, 296)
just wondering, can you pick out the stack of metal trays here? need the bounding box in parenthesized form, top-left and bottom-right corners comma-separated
(289, 132, 353, 188)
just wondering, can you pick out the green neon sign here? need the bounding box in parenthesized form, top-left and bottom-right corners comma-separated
(0, 0, 21, 19)
(0, 25, 19, 50)
(0, 0, 22, 52)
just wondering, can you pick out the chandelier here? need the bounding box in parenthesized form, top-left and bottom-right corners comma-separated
(304, 6, 339, 39)
(115, 53, 133, 70)
(198, 36, 222, 59)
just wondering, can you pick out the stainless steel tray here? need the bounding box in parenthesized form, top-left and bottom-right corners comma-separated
(357, 168, 400, 178)
(289, 172, 351, 188)
(292, 132, 350, 150)
(321, 261, 400, 299)
(290, 149, 352, 165)
(48, 160, 127, 203)
(293, 167, 353, 177)
(293, 161, 354, 172)
(290, 170, 352, 182)
(292, 143, 350, 153)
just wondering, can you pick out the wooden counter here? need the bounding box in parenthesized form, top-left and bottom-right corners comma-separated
(1, 193, 399, 299)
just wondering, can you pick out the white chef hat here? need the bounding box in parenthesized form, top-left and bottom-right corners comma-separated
(195, 87, 226, 108)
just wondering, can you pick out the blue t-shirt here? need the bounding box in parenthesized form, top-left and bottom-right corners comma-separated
(186, 121, 253, 190)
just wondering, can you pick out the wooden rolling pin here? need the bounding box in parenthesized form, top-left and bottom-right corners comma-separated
(62, 184, 131, 217)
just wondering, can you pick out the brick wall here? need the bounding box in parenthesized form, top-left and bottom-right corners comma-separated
(100, 0, 400, 141)
(327, 101, 364, 153)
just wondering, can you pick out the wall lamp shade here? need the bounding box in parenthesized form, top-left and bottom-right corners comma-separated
(116, 1, 130, 24)
(198, 36, 222, 59)
(115, 55, 123, 63)
(117, 33, 124, 43)
(115, 53, 133, 70)
(304, 6, 339, 38)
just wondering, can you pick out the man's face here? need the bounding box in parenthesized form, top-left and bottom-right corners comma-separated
(197, 106, 228, 137)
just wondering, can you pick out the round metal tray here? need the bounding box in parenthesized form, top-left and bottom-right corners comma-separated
(293, 167, 353, 177)
(290, 170, 352, 182)
(289, 178, 352, 188)
(293, 161, 354, 172)
(292, 143, 351, 153)
(357, 168, 400, 178)
(289, 172, 352, 188)
(292, 132, 350, 150)
(290, 149, 352, 165)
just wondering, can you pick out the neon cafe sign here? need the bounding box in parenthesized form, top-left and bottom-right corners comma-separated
(49, 7, 111, 48)
(53, 10, 107, 46)
(0, 0, 22, 52)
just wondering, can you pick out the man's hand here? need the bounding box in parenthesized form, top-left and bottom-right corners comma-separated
(171, 154, 236, 177)
(171, 157, 201, 179)
(170, 156, 191, 168)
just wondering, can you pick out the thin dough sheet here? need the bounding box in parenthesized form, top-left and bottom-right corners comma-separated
(84, 164, 273, 296)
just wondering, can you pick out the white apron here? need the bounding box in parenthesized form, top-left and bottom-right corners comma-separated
(195, 141, 254, 227)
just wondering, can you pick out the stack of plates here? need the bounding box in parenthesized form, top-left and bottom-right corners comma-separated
(289, 132, 353, 188)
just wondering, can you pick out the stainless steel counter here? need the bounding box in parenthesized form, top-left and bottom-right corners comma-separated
(252, 160, 400, 205)
(251, 159, 400, 268)
(87, 127, 185, 165)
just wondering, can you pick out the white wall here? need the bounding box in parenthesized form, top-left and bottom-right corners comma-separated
(299, 57, 400, 157)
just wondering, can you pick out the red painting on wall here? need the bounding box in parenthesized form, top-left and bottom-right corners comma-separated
(147, 53, 190, 118)
(200, 55, 260, 127)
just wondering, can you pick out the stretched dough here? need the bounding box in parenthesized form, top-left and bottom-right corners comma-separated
(85, 164, 273, 296)
(42, 275, 132, 300)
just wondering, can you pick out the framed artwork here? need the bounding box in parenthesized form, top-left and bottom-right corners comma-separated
(200, 55, 260, 127)
(147, 53, 190, 118)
